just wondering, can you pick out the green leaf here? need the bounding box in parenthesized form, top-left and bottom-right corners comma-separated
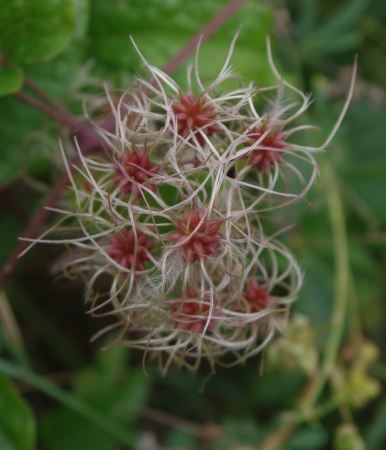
(25, 39, 87, 99)
(296, 0, 318, 38)
(302, 33, 362, 56)
(158, 183, 181, 207)
(294, 252, 334, 328)
(343, 166, 386, 222)
(0, 41, 85, 184)
(0, 373, 36, 450)
(0, 0, 76, 63)
(284, 426, 328, 450)
(297, 0, 369, 58)
(0, 95, 51, 183)
(166, 428, 195, 448)
(0, 67, 23, 96)
(0, 215, 21, 268)
(40, 410, 120, 450)
(344, 99, 386, 165)
(0, 432, 16, 450)
(221, 416, 260, 445)
(40, 345, 150, 450)
(365, 398, 386, 449)
(74, 0, 89, 40)
(88, 0, 275, 87)
(316, 0, 369, 36)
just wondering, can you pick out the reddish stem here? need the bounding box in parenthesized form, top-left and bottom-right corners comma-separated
(0, 171, 70, 288)
(23, 78, 76, 120)
(15, 91, 82, 134)
(0, 138, 104, 289)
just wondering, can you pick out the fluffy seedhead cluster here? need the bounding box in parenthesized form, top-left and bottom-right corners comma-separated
(32, 36, 354, 372)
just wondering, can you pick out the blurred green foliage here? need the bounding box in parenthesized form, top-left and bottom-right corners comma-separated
(0, 373, 36, 450)
(40, 345, 149, 450)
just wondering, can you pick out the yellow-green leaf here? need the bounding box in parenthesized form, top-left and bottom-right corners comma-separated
(0, 0, 76, 62)
(0, 67, 23, 96)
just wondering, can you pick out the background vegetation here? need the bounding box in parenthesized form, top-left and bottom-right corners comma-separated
(1, 0, 386, 449)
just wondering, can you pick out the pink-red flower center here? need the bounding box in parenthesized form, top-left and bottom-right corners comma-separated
(172, 287, 214, 333)
(172, 93, 220, 145)
(243, 279, 274, 312)
(112, 149, 159, 197)
(167, 209, 223, 263)
(108, 229, 155, 272)
(242, 124, 286, 172)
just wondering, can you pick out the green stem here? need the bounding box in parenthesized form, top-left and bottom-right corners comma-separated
(300, 162, 350, 409)
(0, 358, 136, 448)
(260, 160, 351, 450)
